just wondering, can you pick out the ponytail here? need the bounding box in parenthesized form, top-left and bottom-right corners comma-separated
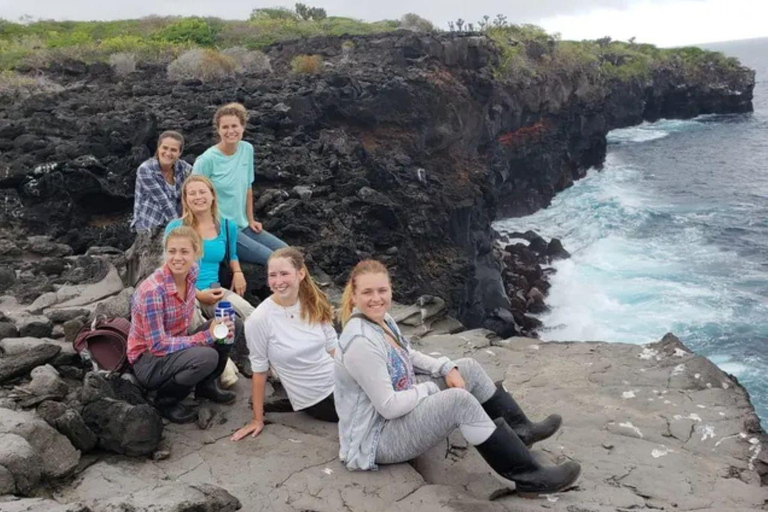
(339, 280, 355, 327)
(268, 248, 333, 324)
(339, 259, 389, 326)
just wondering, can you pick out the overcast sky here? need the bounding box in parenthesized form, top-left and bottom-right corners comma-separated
(1, 0, 766, 47)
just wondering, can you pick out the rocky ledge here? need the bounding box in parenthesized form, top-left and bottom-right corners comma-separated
(0, 31, 756, 336)
(1, 310, 765, 511)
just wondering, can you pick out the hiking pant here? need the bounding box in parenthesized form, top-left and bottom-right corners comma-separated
(132, 318, 241, 389)
(375, 358, 497, 464)
(303, 393, 339, 422)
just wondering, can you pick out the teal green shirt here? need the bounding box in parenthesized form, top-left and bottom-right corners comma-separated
(192, 141, 254, 229)
(164, 218, 239, 290)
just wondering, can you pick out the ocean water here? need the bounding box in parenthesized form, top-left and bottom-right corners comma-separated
(494, 37, 768, 426)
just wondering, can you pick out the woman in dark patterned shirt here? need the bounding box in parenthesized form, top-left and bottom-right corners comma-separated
(131, 130, 191, 233)
(127, 131, 192, 286)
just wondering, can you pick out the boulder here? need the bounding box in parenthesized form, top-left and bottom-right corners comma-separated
(0, 337, 57, 355)
(0, 343, 61, 383)
(0, 463, 14, 494)
(44, 262, 123, 312)
(37, 401, 97, 453)
(0, 407, 79, 481)
(525, 286, 547, 314)
(89, 287, 134, 321)
(124, 231, 164, 288)
(17, 315, 53, 338)
(25, 235, 73, 258)
(23, 364, 70, 399)
(63, 317, 86, 344)
(47, 308, 91, 323)
(0, 266, 16, 288)
(80, 373, 162, 456)
(546, 237, 571, 260)
(0, 321, 19, 340)
(0, 432, 43, 495)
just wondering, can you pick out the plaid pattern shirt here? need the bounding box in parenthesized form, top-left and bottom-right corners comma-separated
(131, 158, 191, 232)
(127, 264, 213, 363)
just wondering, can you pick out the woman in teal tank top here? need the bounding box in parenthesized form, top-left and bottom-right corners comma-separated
(165, 175, 255, 324)
(192, 102, 287, 265)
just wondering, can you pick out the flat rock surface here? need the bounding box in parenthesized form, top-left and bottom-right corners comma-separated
(4, 331, 766, 511)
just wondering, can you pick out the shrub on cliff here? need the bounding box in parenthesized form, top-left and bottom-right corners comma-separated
(399, 13, 435, 32)
(222, 47, 272, 74)
(108, 53, 136, 76)
(0, 71, 63, 100)
(290, 54, 323, 75)
(167, 49, 237, 82)
(250, 7, 300, 21)
(153, 18, 220, 46)
(295, 3, 327, 21)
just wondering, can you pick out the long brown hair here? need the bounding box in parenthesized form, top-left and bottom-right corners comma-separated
(339, 260, 389, 326)
(268, 247, 333, 325)
(180, 175, 219, 229)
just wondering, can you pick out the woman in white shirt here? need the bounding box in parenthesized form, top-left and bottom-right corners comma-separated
(232, 247, 337, 441)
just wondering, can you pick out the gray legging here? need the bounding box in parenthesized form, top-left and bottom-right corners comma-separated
(375, 358, 497, 464)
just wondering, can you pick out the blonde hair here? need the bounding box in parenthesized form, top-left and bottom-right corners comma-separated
(180, 175, 219, 229)
(164, 225, 203, 260)
(213, 102, 248, 139)
(339, 260, 390, 326)
(268, 248, 334, 325)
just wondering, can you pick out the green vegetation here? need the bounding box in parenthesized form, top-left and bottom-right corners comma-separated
(0, 7, 744, 90)
(0, 5, 399, 71)
(481, 21, 743, 87)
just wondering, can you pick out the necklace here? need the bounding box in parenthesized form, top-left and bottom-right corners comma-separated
(273, 297, 298, 319)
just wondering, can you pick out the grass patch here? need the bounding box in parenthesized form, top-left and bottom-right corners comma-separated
(167, 48, 237, 81)
(290, 54, 323, 74)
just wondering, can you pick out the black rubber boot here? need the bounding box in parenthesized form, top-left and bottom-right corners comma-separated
(195, 378, 236, 404)
(475, 418, 581, 498)
(155, 379, 198, 424)
(195, 345, 236, 404)
(482, 381, 562, 447)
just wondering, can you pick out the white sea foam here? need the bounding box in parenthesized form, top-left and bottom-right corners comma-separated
(494, 117, 768, 426)
(608, 119, 703, 145)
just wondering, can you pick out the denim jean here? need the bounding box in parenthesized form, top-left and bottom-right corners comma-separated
(236, 227, 288, 265)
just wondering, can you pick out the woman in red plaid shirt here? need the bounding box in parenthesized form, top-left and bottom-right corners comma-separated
(128, 226, 242, 423)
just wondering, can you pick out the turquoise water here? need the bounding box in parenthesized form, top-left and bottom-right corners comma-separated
(495, 38, 768, 426)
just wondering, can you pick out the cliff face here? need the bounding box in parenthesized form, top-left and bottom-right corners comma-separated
(0, 31, 755, 332)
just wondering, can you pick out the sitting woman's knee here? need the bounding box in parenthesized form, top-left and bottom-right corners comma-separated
(442, 387, 479, 407)
(456, 357, 482, 372)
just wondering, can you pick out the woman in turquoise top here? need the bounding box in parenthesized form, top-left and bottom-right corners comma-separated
(192, 102, 287, 265)
(165, 175, 255, 322)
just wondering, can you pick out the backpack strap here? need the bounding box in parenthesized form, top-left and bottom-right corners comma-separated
(223, 219, 230, 263)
